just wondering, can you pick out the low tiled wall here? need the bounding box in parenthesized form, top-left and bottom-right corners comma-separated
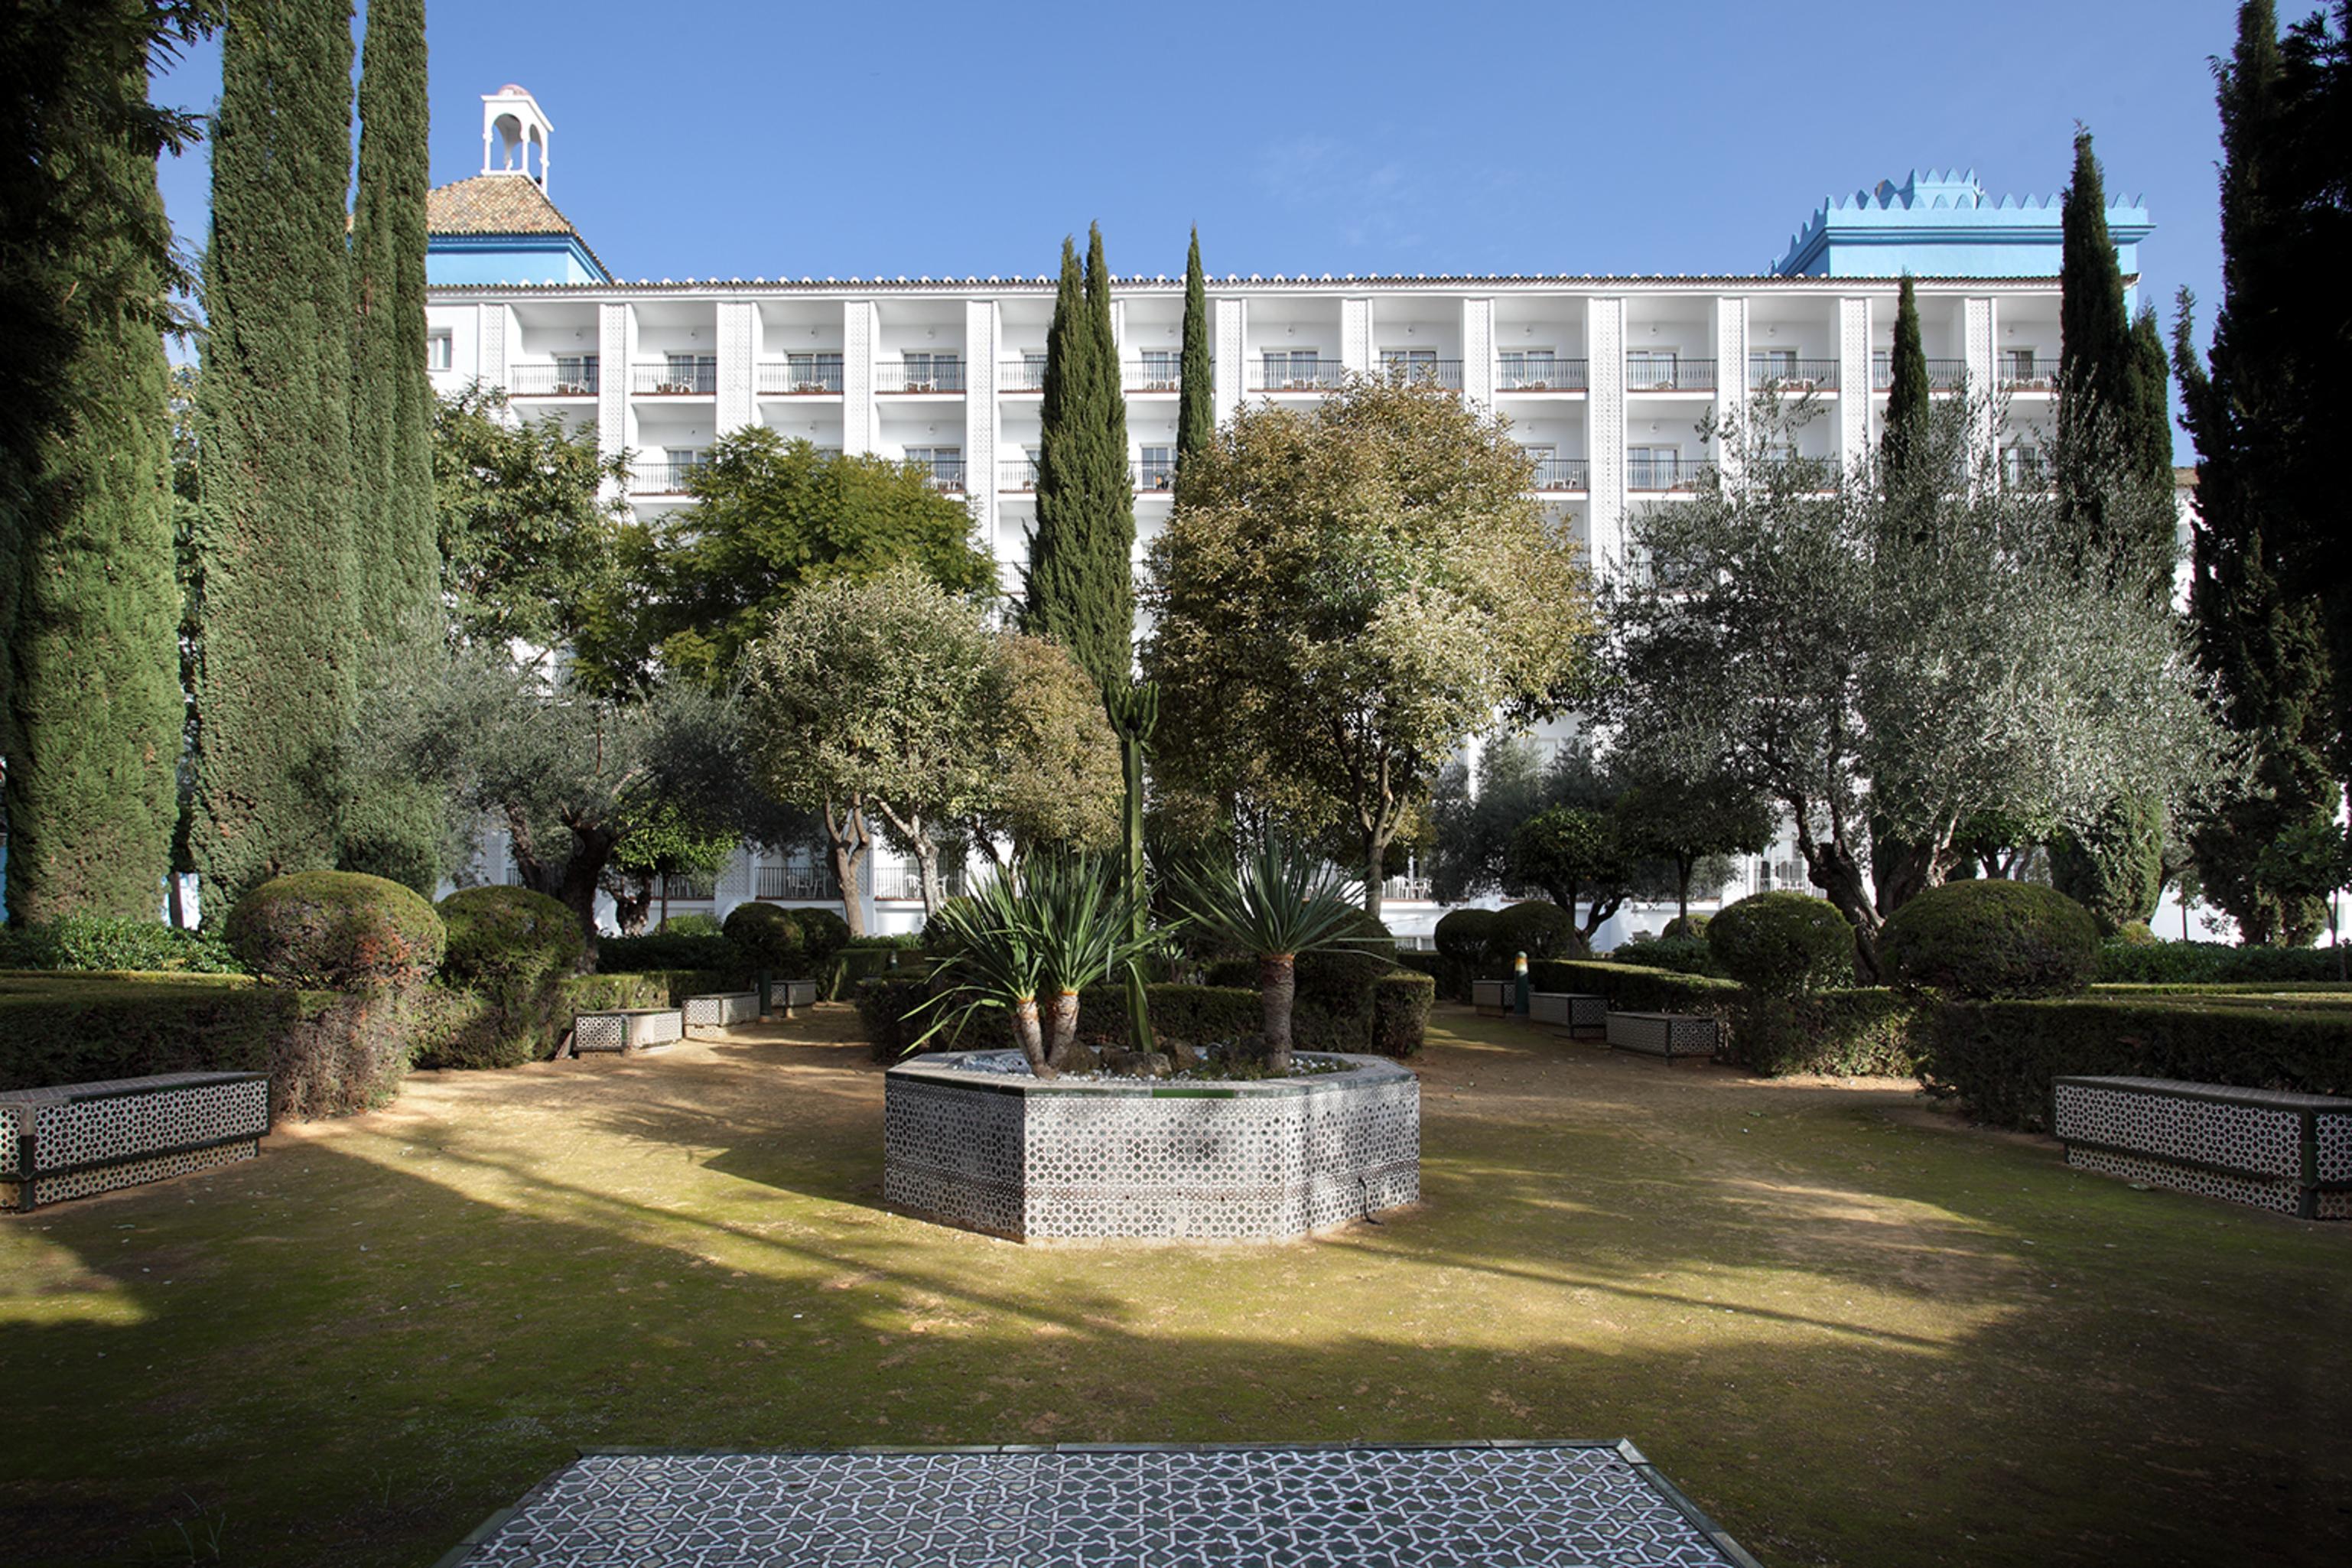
(883, 1053, 1420, 1241)
(682, 992, 759, 1033)
(2, 1072, 269, 1212)
(1605, 1011, 1719, 1061)
(574, 1008, 684, 1054)
(1530, 991, 1606, 1037)
(2054, 1075, 2351, 1219)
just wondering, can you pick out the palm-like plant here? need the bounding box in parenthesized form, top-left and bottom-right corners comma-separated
(1171, 838, 1371, 1074)
(916, 869, 1052, 1074)
(1020, 854, 1158, 1070)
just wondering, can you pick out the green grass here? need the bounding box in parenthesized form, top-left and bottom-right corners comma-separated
(2, 1004, 2347, 1566)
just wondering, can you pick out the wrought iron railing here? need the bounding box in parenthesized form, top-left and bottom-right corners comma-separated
(1381, 876, 1434, 903)
(755, 864, 841, 901)
(1746, 357, 1839, 389)
(877, 360, 965, 393)
(509, 361, 599, 396)
(756, 361, 844, 395)
(1627, 455, 1702, 490)
(1247, 359, 1346, 392)
(1000, 458, 1039, 491)
(1999, 357, 2060, 390)
(873, 866, 967, 901)
(1124, 359, 1185, 392)
(1495, 357, 1589, 392)
(1378, 358, 1463, 389)
(1531, 457, 1589, 490)
(629, 458, 708, 495)
(632, 361, 717, 395)
(909, 457, 965, 493)
(655, 872, 715, 900)
(1134, 457, 1176, 492)
(1871, 356, 1971, 391)
(1000, 359, 1048, 392)
(1625, 356, 1716, 392)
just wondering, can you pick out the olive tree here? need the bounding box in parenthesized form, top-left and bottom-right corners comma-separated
(965, 633, 1124, 869)
(1144, 377, 1594, 919)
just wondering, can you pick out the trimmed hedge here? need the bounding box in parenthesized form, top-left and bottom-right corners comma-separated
(1433, 907, 1496, 960)
(1493, 899, 1581, 962)
(1920, 994, 2352, 1131)
(597, 931, 742, 977)
(1734, 990, 1931, 1078)
(1609, 935, 1723, 978)
(415, 968, 734, 1071)
(1371, 971, 1434, 1057)
(1529, 958, 1739, 1022)
(722, 902, 803, 973)
(795, 906, 851, 967)
(1880, 880, 2100, 1000)
(0, 916, 242, 974)
(438, 886, 584, 986)
(854, 979, 1267, 1064)
(227, 871, 444, 991)
(2096, 939, 2347, 985)
(1708, 892, 1856, 995)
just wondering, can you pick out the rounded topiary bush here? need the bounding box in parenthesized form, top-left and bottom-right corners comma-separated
(226, 871, 444, 991)
(437, 886, 584, 987)
(1706, 891, 1856, 995)
(1492, 899, 1580, 962)
(1879, 879, 2101, 1000)
(1433, 906, 1497, 961)
(724, 901, 805, 972)
(1662, 913, 1711, 942)
(659, 911, 724, 937)
(2110, 919, 2159, 948)
(791, 905, 851, 969)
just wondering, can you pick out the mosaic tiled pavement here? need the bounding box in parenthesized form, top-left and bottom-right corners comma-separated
(441, 1442, 1762, 1567)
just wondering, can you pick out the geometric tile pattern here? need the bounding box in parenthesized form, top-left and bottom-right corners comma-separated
(1605, 1012, 1719, 1062)
(682, 992, 761, 1033)
(444, 1442, 1761, 1568)
(2054, 1075, 2352, 1221)
(779, 980, 818, 1015)
(883, 1054, 1420, 1241)
(1530, 991, 1608, 1038)
(573, 1008, 685, 1055)
(1471, 979, 1513, 1015)
(0, 1071, 268, 1212)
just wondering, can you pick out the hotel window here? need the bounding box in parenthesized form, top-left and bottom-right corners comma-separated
(552, 353, 596, 393)
(902, 353, 961, 392)
(1381, 347, 1438, 382)
(1135, 350, 1179, 389)
(2002, 444, 2046, 489)
(786, 352, 842, 392)
(1521, 443, 1560, 487)
(1261, 349, 1326, 389)
(905, 446, 964, 489)
(1137, 445, 1175, 490)
(662, 353, 716, 393)
(1023, 445, 1041, 486)
(2003, 347, 2047, 385)
(1750, 348, 1797, 382)
(1628, 445, 1681, 487)
(1627, 350, 1680, 389)
(427, 330, 454, 371)
(1499, 349, 1560, 389)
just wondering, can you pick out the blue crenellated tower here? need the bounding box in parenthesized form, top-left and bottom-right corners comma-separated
(1773, 168, 2151, 292)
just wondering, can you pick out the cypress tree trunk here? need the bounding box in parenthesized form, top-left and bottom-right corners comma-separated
(4, 42, 184, 922)
(1025, 225, 1134, 689)
(1176, 228, 1214, 483)
(190, 0, 359, 920)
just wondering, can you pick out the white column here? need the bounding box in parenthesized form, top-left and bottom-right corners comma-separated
(1342, 298, 1374, 375)
(1214, 297, 1246, 419)
(843, 299, 877, 455)
(1460, 298, 1495, 412)
(1585, 297, 1628, 573)
(1712, 295, 1748, 474)
(716, 299, 756, 435)
(480, 301, 509, 391)
(1836, 296, 1872, 465)
(1965, 295, 1999, 463)
(597, 301, 628, 501)
(964, 297, 1000, 566)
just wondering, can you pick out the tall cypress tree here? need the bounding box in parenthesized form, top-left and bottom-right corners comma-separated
(1024, 223, 1134, 688)
(1882, 272, 1931, 490)
(339, 0, 443, 891)
(2058, 128, 2171, 548)
(4, 28, 184, 922)
(2175, 0, 2342, 944)
(1176, 227, 1213, 484)
(191, 0, 359, 918)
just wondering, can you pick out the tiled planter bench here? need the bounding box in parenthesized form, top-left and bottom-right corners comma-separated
(1530, 991, 1607, 1039)
(776, 979, 817, 1016)
(1471, 978, 1514, 1016)
(884, 1051, 1420, 1241)
(573, 1007, 684, 1055)
(682, 991, 760, 1034)
(1605, 1011, 1719, 1062)
(2054, 1075, 2352, 1219)
(2, 1072, 269, 1212)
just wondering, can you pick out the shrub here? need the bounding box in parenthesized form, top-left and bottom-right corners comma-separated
(1734, 990, 1931, 1078)
(794, 906, 851, 968)
(847, 932, 926, 950)
(1433, 906, 1496, 961)
(1920, 994, 2352, 1130)
(658, 912, 724, 936)
(852, 978, 1267, 1064)
(226, 871, 444, 991)
(2094, 939, 2345, 985)
(1370, 971, 1434, 1056)
(1661, 913, 1711, 942)
(1610, 934, 1723, 978)
(1531, 958, 1739, 1030)
(1880, 880, 2100, 1000)
(1706, 892, 1856, 995)
(597, 932, 740, 975)
(1492, 899, 1580, 962)
(2110, 919, 2159, 947)
(723, 902, 804, 974)
(438, 886, 584, 986)
(0, 916, 243, 974)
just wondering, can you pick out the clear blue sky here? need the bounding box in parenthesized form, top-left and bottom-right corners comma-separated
(153, 0, 2247, 452)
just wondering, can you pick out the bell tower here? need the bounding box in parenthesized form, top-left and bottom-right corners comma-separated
(480, 83, 554, 195)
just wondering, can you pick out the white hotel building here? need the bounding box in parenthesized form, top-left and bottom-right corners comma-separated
(426, 86, 2155, 945)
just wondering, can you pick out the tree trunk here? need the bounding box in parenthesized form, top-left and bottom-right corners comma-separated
(1260, 953, 1296, 1075)
(1363, 824, 1385, 922)
(1676, 856, 1694, 925)
(611, 876, 652, 935)
(913, 830, 943, 919)
(1798, 836, 1882, 983)
(1044, 988, 1082, 1070)
(821, 797, 869, 939)
(1012, 995, 1054, 1078)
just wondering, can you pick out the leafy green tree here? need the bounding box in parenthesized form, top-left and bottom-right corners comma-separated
(1176, 226, 1214, 483)
(190, 0, 359, 918)
(4, 29, 186, 922)
(606, 797, 737, 935)
(2050, 792, 2165, 935)
(966, 633, 1123, 868)
(1882, 272, 1931, 490)
(1146, 378, 1593, 919)
(1429, 739, 1550, 903)
(1602, 392, 2224, 978)
(1508, 804, 1629, 935)
(597, 427, 997, 693)
(1615, 770, 1775, 925)
(1025, 226, 1134, 688)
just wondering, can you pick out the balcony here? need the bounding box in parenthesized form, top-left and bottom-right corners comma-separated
(1248, 358, 1346, 393)
(629, 458, 708, 496)
(877, 359, 965, 394)
(756, 360, 844, 395)
(1124, 359, 1185, 392)
(1999, 357, 2060, 392)
(909, 457, 965, 493)
(1000, 359, 1047, 392)
(1871, 356, 1970, 391)
(874, 865, 967, 902)
(1000, 457, 1039, 492)
(1625, 356, 1716, 392)
(1627, 455, 1703, 492)
(1531, 457, 1589, 491)
(633, 360, 716, 395)
(755, 864, 841, 901)
(655, 872, 714, 901)
(1495, 357, 1588, 392)
(509, 360, 599, 397)
(1746, 357, 1839, 390)
(1134, 457, 1176, 493)
(1381, 875, 1434, 903)
(1377, 358, 1463, 390)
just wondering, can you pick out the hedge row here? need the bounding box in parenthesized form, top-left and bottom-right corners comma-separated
(2094, 940, 2350, 985)
(412, 968, 734, 1070)
(1920, 994, 2352, 1132)
(1733, 990, 1933, 1078)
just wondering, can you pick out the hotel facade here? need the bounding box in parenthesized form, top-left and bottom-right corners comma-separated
(425, 86, 2155, 945)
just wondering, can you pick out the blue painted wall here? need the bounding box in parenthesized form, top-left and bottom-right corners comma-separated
(427, 233, 610, 286)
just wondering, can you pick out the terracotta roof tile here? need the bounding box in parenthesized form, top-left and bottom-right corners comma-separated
(426, 173, 581, 236)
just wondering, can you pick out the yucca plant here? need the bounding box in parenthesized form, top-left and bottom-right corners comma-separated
(914, 870, 1052, 1075)
(1020, 854, 1159, 1070)
(1171, 838, 1371, 1074)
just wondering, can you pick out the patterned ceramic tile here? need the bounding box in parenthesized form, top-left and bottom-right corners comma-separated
(2054, 1076, 2352, 1220)
(1, 1072, 268, 1212)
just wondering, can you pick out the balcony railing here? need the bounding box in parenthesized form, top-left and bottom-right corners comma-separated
(655, 872, 715, 900)
(1248, 359, 1347, 393)
(1625, 356, 1716, 392)
(632, 362, 716, 395)
(756, 361, 844, 395)
(1495, 358, 1588, 392)
(1377, 359, 1464, 389)
(1999, 357, 2060, 391)
(1871, 356, 1970, 391)
(877, 361, 965, 393)
(1134, 457, 1176, 492)
(909, 457, 965, 493)
(1000, 458, 1039, 491)
(1746, 357, 1839, 389)
(1531, 457, 1589, 491)
(1124, 360, 1185, 392)
(1000, 359, 1047, 392)
(1627, 455, 1703, 491)
(629, 458, 708, 495)
(1382, 875, 1434, 903)
(755, 864, 841, 901)
(873, 866, 967, 902)
(509, 361, 599, 396)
